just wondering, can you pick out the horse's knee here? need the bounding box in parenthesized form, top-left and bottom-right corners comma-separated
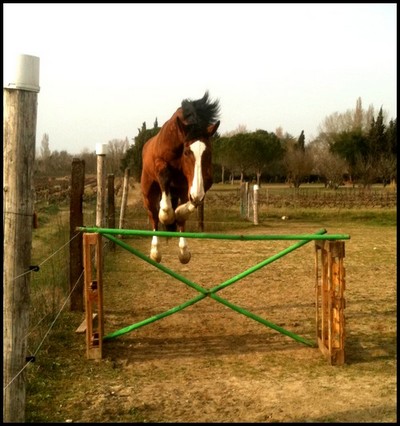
(159, 192, 175, 225)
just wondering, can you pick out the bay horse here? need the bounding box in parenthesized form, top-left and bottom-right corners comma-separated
(141, 91, 220, 264)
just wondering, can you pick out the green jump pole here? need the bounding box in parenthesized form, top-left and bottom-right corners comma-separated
(78, 227, 350, 241)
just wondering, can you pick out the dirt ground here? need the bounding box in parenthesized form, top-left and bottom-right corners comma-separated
(63, 218, 396, 423)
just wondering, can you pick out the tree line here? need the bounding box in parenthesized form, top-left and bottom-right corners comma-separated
(35, 98, 396, 189)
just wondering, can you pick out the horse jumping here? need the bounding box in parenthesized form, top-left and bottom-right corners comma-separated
(141, 91, 220, 264)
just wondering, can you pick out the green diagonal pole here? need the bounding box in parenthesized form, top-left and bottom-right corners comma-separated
(209, 228, 327, 294)
(103, 293, 207, 340)
(102, 233, 208, 295)
(210, 294, 315, 346)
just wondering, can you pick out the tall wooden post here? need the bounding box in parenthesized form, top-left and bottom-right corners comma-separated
(107, 174, 115, 251)
(315, 240, 346, 365)
(253, 184, 259, 225)
(96, 144, 107, 228)
(95, 144, 107, 268)
(197, 202, 204, 232)
(83, 233, 104, 359)
(69, 158, 85, 311)
(3, 54, 40, 423)
(119, 167, 130, 231)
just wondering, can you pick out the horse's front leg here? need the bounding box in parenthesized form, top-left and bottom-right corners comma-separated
(143, 192, 162, 263)
(175, 201, 196, 223)
(176, 204, 196, 264)
(157, 165, 175, 225)
(150, 231, 162, 263)
(178, 229, 191, 264)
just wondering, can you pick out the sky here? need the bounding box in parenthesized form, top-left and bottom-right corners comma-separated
(3, 3, 397, 155)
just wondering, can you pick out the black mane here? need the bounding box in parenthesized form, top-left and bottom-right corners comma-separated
(181, 91, 220, 139)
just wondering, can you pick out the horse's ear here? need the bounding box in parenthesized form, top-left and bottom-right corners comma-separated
(207, 120, 220, 137)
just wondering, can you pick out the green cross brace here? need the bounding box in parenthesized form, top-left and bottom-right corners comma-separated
(89, 228, 336, 347)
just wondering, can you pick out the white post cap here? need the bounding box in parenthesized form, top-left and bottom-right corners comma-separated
(96, 143, 108, 155)
(6, 54, 40, 92)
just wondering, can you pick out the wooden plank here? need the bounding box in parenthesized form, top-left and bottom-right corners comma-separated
(75, 313, 98, 334)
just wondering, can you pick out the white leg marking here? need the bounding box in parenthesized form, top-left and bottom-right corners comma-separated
(159, 191, 175, 224)
(150, 235, 162, 263)
(189, 141, 206, 204)
(175, 201, 196, 222)
(178, 236, 191, 264)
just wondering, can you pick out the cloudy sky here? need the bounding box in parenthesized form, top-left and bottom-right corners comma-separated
(3, 3, 397, 155)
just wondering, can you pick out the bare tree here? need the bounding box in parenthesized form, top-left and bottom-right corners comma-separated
(106, 138, 130, 176)
(283, 138, 314, 188)
(309, 138, 348, 189)
(317, 97, 375, 147)
(222, 124, 248, 138)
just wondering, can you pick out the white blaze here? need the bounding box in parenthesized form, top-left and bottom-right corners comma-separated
(189, 141, 206, 203)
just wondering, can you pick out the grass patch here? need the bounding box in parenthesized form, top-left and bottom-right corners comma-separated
(23, 183, 396, 423)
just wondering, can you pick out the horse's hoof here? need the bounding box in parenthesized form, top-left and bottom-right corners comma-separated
(150, 251, 162, 263)
(178, 252, 191, 264)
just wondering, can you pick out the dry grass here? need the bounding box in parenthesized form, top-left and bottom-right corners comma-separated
(25, 184, 396, 423)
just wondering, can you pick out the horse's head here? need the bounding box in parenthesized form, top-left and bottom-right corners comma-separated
(176, 91, 220, 206)
(180, 121, 220, 206)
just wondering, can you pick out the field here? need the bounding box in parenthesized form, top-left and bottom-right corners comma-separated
(25, 183, 396, 422)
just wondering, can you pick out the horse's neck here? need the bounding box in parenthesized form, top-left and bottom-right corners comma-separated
(157, 109, 185, 151)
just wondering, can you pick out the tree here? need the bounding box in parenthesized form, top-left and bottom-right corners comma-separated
(297, 130, 305, 152)
(213, 136, 231, 183)
(283, 132, 314, 188)
(368, 112, 397, 186)
(330, 107, 397, 187)
(309, 138, 347, 188)
(106, 138, 129, 176)
(35, 133, 51, 175)
(40, 133, 51, 160)
(317, 97, 375, 148)
(79, 148, 97, 174)
(246, 130, 284, 185)
(330, 130, 368, 185)
(120, 121, 160, 182)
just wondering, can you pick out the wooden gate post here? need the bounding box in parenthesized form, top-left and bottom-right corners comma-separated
(83, 233, 104, 359)
(315, 240, 346, 365)
(119, 167, 130, 232)
(70, 158, 85, 311)
(3, 54, 40, 422)
(107, 174, 116, 251)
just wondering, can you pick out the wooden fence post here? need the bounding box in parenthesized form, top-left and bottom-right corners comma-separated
(3, 54, 40, 423)
(69, 158, 85, 311)
(83, 233, 104, 360)
(119, 167, 130, 231)
(315, 240, 346, 365)
(107, 173, 115, 250)
(253, 184, 259, 225)
(197, 202, 204, 232)
(96, 144, 107, 228)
